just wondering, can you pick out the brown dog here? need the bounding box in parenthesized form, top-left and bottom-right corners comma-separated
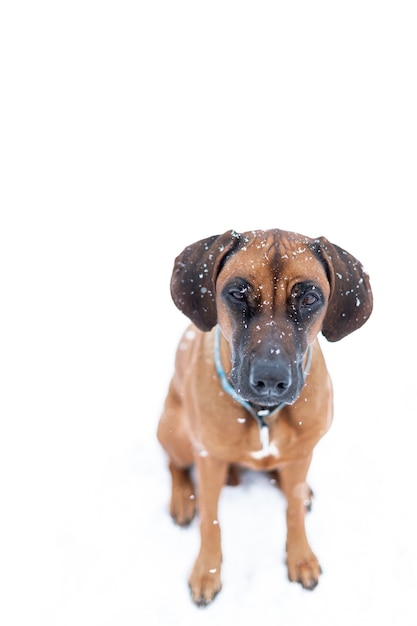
(157, 228, 373, 606)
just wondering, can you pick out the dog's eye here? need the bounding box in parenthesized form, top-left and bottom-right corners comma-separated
(301, 292, 320, 307)
(229, 287, 247, 301)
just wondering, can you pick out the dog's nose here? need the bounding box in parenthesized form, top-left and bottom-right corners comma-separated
(249, 361, 292, 398)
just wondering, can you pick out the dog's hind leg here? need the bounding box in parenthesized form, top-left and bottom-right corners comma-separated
(168, 462, 197, 526)
(226, 464, 241, 486)
(271, 469, 314, 511)
(157, 393, 197, 526)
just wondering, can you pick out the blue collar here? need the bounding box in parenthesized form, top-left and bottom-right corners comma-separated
(214, 325, 312, 448)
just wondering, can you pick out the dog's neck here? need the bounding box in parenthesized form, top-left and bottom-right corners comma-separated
(214, 325, 312, 452)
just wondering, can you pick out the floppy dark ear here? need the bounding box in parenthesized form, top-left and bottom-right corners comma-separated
(170, 230, 242, 331)
(314, 237, 373, 342)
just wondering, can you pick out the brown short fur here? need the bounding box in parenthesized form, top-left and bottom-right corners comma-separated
(157, 228, 373, 605)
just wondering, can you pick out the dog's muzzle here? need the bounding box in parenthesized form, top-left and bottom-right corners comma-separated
(248, 358, 293, 401)
(214, 326, 312, 411)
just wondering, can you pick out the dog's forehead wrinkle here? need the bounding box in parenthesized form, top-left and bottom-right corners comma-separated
(231, 251, 321, 293)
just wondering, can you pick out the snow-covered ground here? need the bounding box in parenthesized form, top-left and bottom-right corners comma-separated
(1, 2, 416, 625)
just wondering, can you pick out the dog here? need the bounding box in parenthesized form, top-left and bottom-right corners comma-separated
(157, 228, 373, 606)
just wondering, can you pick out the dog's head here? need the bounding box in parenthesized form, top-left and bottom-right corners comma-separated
(170, 229, 373, 407)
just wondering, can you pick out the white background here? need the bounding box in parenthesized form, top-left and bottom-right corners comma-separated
(1, 2, 416, 624)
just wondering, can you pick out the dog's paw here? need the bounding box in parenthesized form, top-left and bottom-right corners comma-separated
(170, 490, 196, 526)
(304, 486, 314, 513)
(168, 464, 197, 526)
(286, 549, 322, 590)
(188, 557, 222, 606)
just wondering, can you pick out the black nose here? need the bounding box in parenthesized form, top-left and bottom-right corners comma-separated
(249, 361, 292, 397)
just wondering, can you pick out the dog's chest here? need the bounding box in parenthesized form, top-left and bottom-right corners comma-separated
(196, 412, 299, 471)
(242, 419, 288, 469)
(250, 422, 280, 460)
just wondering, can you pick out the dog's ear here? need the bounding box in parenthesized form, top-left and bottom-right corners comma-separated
(170, 230, 242, 331)
(314, 237, 373, 342)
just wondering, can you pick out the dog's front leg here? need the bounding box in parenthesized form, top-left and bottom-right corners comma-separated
(188, 455, 228, 606)
(279, 456, 322, 590)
